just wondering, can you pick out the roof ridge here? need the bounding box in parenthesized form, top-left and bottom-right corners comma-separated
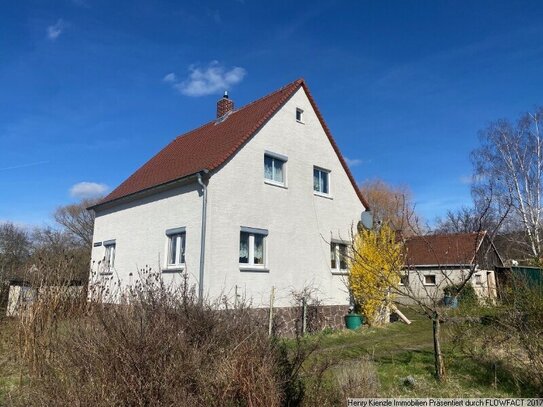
(235, 78, 304, 111)
(173, 78, 304, 142)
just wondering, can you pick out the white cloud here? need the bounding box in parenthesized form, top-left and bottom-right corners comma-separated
(163, 72, 177, 83)
(344, 157, 364, 167)
(47, 19, 65, 40)
(70, 182, 108, 199)
(459, 174, 485, 185)
(166, 61, 247, 97)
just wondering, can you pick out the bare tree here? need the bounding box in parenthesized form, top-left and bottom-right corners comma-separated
(53, 198, 100, 248)
(359, 179, 422, 235)
(0, 222, 31, 277)
(435, 206, 497, 234)
(472, 107, 543, 259)
(348, 195, 508, 382)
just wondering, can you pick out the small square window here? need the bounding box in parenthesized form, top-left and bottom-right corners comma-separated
(474, 274, 482, 285)
(400, 274, 409, 286)
(264, 154, 286, 185)
(240, 227, 268, 269)
(296, 108, 304, 123)
(313, 167, 330, 194)
(331, 242, 348, 272)
(424, 275, 436, 285)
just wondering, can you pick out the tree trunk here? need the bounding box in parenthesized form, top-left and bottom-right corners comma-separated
(432, 314, 446, 382)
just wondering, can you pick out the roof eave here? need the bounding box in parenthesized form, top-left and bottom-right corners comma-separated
(88, 170, 209, 212)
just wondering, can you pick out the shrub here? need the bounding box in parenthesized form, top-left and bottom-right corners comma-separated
(12, 269, 321, 406)
(443, 283, 478, 305)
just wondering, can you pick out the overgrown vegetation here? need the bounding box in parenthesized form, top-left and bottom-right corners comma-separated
(452, 276, 543, 395)
(4, 269, 348, 406)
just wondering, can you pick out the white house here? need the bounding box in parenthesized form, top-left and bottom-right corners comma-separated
(89, 79, 369, 313)
(399, 231, 502, 304)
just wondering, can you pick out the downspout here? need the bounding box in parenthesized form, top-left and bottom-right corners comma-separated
(197, 170, 208, 301)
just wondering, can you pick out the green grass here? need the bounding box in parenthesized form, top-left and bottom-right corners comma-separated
(290, 310, 536, 397)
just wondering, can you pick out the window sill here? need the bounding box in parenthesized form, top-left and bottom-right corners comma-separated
(264, 179, 287, 189)
(240, 266, 270, 273)
(314, 191, 333, 200)
(296, 119, 305, 124)
(331, 270, 348, 276)
(423, 283, 436, 286)
(162, 266, 185, 273)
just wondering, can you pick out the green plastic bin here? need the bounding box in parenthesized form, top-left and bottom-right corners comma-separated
(344, 314, 364, 330)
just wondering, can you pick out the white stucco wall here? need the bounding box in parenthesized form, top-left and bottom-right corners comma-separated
(90, 183, 203, 295)
(204, 87, 365, 307)
(397, 267, 497, 305)
(90, 87, 366, 307)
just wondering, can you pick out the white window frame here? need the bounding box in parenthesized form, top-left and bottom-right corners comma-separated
(264, 151, 288, 188)
(399, 273, 409, 286)
(296, 108, 304, 123)
(103, 240, 116, 273)
(164, 227, 186, 271)
(239, 227, 269, 272)
(330, 240, 349, 274)
(423, 274, 436, 286)
(313, 166, 331, 197)
(474, 273, 482, 285)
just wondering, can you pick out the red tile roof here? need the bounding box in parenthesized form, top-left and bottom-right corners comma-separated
(95, 79, 369, 209)
(405, 232, 486, 266)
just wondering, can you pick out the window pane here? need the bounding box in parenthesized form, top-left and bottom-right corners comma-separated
(321, 171, 329, 194)
(254, 234, 264, 264)
(313, 168, 320, 191)
(239, 232, 249, 263)
(273, 159, 284, 183)
(169, 236, 177, 264)
(105, 244, 115, 268)
(339, 244, 347, 270)
(111, 245, 115, 267)
(330, 243, 337, 269)
(264, 155, 273, 180)
(180, 234, 186, 264)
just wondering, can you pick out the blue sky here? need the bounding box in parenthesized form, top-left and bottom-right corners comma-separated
(1, 0, 543, 227)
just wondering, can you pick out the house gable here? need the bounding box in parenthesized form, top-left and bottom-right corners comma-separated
(203, 85, 366, 306)
(93, 79, 368, 211)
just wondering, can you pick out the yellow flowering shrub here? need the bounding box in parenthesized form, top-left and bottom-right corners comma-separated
(349, 224, 404, 326)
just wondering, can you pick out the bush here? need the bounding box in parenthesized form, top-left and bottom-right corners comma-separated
(452, 275, 543, 395)
(11, 269, 321, 406)
(443, 283, 478, 305)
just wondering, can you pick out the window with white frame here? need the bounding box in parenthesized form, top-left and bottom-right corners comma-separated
(330, 241, 348, 272)
(166, 228, 186, 268)
(264, 152, 287, 185)
(296, 108, 304, 123)
(474, 274, 482, 285)
(313, 167, 330, 194)
(400, 274, 409, 286)
(103, 240, 116, 271)
(239, 227, 268, 268)
(424, 274, 436, 285)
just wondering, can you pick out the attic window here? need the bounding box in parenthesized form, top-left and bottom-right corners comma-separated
(296, 108, 304, 123)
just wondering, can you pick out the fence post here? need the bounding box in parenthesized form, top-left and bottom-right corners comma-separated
(302, 296, 307, 335)
(268, 286, 275, 336)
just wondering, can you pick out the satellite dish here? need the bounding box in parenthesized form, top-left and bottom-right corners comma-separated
(360, 211, 373, 230)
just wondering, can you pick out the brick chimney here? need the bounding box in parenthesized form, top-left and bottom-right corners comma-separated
(216, 91, 234, 118)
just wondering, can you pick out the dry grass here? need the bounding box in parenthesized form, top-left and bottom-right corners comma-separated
(7, 269, 333, 406)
